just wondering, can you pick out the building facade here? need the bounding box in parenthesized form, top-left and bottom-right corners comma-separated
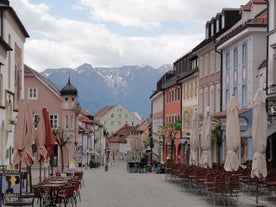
(94, 103, 142, 135)
(0, 1, 29, 166)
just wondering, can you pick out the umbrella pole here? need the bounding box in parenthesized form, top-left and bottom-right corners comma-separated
(256, 178, 259, 205)
(29, 165, 33, 193)
(39, 160, 42, 183)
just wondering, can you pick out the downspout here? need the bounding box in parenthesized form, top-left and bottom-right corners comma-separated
(215, 46, 223, 112)
(266, 0, 269, 97)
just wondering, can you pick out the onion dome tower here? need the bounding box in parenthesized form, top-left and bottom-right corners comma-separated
(60, 77, 78, 97)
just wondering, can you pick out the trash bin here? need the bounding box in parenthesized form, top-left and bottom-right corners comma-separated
(89, 160, 94, 168)
(105, 163, 108, 172)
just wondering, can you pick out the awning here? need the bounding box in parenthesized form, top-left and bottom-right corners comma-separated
(240, 121, 276, 138)
(267, 121, 276, 137)
(240, 127, 252, 138)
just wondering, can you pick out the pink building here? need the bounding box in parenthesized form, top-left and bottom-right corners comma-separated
(24, 65, 80, 167)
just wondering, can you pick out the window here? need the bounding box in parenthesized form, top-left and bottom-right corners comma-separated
(206, 25, 209, 39)
(50, 114, 58, 129)
(242, 85, 247, 106)
(216, 18, 220, 32)
(210, 51, 215, 74)
(28, 88, 38, 99)
(118, 121, 121, 126)
(225, 89, 230, 106)
(273, 55, 276, 85)
(233, 48, 238, 68)
(118, 114, 121, 118)
(216, 86, 220, 113)
(125, 114, 128, 118)
(111, 121, 114, 126)
(71, 115, 74, 129)
(64, 115, 69, 129)
(0, 73, 3, 105)
(111, 113, 114, 118)
(233, 87, 238, 100)
(172, 90, 175, 102)
(204, 54, 209, 76)
(222, 15, 225, 29)
(242, 42, 248, 65)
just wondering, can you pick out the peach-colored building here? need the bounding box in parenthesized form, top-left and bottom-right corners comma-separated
(24, 65, 81, 167)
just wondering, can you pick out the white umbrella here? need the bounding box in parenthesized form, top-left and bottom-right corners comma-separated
(199, 106, 212, 168)
(190, 110, 199, 165)
(224, 95, 240, 172)
(250, 89, 267, 205)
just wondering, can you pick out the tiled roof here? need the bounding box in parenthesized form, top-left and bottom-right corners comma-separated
(258, 60, 267, 69)
(136, 119, 150, 132)
(94, 105, 114, 119)
(79, 116, 92, 123)
(24, 64, 61, 96)
(108, 124, 136, 143)
(249, 12, 267, 25)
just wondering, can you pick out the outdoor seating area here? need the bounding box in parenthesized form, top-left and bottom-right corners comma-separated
(164, 162, 276, 206)
(1, 167, 85, 207)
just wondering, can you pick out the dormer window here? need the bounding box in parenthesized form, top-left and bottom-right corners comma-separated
(211, 23, 214, 36)
(205, 24, 209, 39)
(216, 17, 220, 32)
(222, 14, 225, 29)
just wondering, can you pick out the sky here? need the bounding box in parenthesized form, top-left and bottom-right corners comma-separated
(10, 0, 249, 72)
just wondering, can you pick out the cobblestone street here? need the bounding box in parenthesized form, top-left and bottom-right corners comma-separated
(75, 161, 273, 207)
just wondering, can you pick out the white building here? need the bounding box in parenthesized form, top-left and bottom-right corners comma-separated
(94, 103, 142, 135)
(0, 1, 29, 165)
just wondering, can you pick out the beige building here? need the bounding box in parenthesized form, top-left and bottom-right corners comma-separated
(94, 103, 142, 135)
(0, 1, 29, 165)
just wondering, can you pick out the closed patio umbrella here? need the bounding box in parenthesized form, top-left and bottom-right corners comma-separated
(199, 106, 212, 168)
(33, 110, 47, 182)
(224, 95, 240, 172)
(190, 110, 199, 166)
(13, 100, 34, 168)
(42, 108, 55, 174)
(250, 89, 267, 205)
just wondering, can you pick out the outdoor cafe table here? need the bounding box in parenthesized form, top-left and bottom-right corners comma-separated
(38, 182, 66, 207)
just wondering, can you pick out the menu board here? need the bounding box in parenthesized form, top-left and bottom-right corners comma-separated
(1, 174, 21, 195)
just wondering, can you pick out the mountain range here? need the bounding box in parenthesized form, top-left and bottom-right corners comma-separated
(41, 63, 172, 118)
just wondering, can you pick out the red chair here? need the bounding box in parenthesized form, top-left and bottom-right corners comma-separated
(32, 185, 50, 207)
(57, 185, 76, 207)
(74, 171, 85, 188)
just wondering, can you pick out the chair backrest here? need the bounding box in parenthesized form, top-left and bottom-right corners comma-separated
(228, 174, 240, 191)
(64, 185, 75, 197)
(74, 171, 83, 180)
(32, 185, 43, 198)
(214, 174, 227, 192)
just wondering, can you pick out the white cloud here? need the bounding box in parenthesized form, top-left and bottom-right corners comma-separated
(10, 0, 250, 72)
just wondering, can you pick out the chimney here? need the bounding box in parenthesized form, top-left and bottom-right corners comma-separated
(0, 0, 10, 6)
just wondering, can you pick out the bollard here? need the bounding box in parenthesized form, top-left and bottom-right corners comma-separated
(105, 163, 108, 172)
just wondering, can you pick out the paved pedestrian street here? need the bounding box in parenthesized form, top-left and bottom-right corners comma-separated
(77, 161, 274, 207)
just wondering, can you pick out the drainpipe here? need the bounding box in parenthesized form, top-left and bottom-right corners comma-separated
(265, 0, 269, 98)
(215, 46, 223, 112)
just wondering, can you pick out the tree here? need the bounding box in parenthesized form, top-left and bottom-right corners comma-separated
(53, 128, 72, 171)
(211, 121, 223, 163)
(164, 122, 181, 162)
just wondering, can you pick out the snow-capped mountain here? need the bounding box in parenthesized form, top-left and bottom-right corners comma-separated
(41, 63, 171, 118)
